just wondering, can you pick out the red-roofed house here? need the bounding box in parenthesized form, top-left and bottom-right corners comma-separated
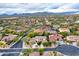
(49, 34, 63, 42)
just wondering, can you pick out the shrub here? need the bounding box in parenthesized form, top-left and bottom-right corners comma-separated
(43, 41, 51, 47)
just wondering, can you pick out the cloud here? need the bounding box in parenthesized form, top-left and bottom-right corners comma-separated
(47, 9, 79, 13)
(0, 3, 65, 14)
(46, 3, 79, 14)
(58, 3, 79, 9)
(0, 3, 78, 15)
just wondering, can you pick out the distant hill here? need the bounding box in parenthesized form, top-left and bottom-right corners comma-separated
(0, 12, 79, 17)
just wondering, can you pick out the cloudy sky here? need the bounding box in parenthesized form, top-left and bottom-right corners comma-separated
(0, 3, 79, 15)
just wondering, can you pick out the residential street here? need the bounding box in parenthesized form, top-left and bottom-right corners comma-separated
(1, 45, 79, 56)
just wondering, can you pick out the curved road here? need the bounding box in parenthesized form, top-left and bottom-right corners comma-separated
(45, 45, 79, 56)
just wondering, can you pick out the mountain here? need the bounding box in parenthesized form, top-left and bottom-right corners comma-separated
(0, 12, 54, 17)
(0, 12, 78, 17)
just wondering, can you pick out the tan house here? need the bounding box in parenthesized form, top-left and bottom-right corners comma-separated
(46, 30, 57, 34)
(34, 28, 44, 34)
(1, 34, 18, 42)
(66, 35, 79, 42)
(59, 28, 70, 32)
(31, 36, 47, 42)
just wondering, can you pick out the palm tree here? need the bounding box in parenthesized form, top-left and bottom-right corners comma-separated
(26, 41, 32, 48)
(23, 37, 32, 48)
(38, 48, 44, 56)
(22, 49, 33, 56)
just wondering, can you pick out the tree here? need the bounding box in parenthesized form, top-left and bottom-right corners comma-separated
(19, 32, 24, 36)
(71, 31, 79, 35)
(70, 27, 77, 33)
(42, 32, 50, 37)
(43, 41, 51, 47)
(2, 33, 6, 38)
(59, 32, 68, 37)
(70, 27, 78, 35)
(4, 29, 18, 35)
(0, 41, 7, 48)
(27, 32, 39, 38)
(37, 41, 42, 46)
(38, 48, 44, 55)
(11, 31, 18, 35)
(4, 29, 10, 34)
(25, 41, 32, 48)
(22, 49, 33, 56)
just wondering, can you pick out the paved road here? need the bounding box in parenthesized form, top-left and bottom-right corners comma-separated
(1, 45, 79, 56)
(10, 32, 28, 48)
(55, 45, 79, 56)
(2, 52, 20, 56)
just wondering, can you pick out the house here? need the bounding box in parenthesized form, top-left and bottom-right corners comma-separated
(1, 34, 18, 42)
(75, 20, 79, 23)
(29, 39, 39, 48)
(49, 34, 63, 42)
(29, 37, 46, 48)
(66, 35, 79, 42)
(59, 28, 70, 32)
(16, 29, 23, 33)
(49, 34, 58, 42)
(42, 25, 52, 31)
(46, 30, 57, 34)
(29, 39, 36, 43)
(31, 36, 47, 42)
(53, 25, 60, 29)
(34, 28, 44, 34)
(45, 20, 51, 25)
